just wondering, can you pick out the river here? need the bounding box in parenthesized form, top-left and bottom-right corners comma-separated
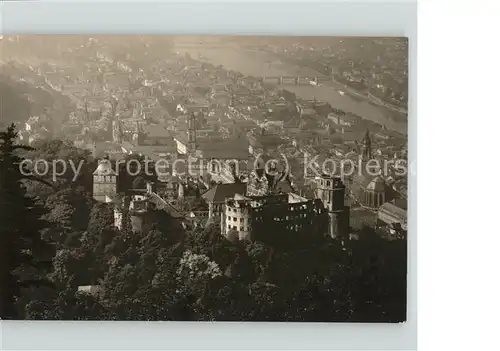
(174, 44, 407, 135)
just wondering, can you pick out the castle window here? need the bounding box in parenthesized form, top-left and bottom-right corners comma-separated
(240, 227, 244, 231)
(240, 218, 244, 223)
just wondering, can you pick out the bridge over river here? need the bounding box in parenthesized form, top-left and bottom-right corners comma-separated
(258, 75, 333, 86)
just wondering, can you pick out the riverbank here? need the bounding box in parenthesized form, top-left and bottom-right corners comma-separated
(262, 49, 408, 116)
(175, 43, 407, 134)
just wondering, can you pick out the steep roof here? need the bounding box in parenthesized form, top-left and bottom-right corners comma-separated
(366, 176, 386, 192)
(379, 202, 407, 219)
(201, 183, 247, 204)
(93, 160, 117, 176)
(142, 124, 174, 139)
(198, 139, 249, 160)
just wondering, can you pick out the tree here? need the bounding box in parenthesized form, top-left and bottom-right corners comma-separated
(100, 230, 185, 320)
(41, 186, 94, 245)
(0, 124, 55, 319)
(87, 202, 115, 239)
(118, 154, 157, 192)
(23, 286, 110, 320)
(246, 241, 273, 279)
(44, 187, 93, 225)
(23, 139, 94, 189)
(245, 281, 285, 321)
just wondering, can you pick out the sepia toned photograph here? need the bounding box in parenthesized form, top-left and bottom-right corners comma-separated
(0, 35, 408, 322)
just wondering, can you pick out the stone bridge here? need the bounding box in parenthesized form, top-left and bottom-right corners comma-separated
(242, 76, 334, 86)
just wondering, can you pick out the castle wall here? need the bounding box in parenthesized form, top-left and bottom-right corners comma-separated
(251, 198, 327, 243)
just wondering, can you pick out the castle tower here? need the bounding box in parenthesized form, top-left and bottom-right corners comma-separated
(187, 112, 197, 155)
(315, 175, 350, 239)
(93, 159, 118, 203)
(128, 195, 150, 233)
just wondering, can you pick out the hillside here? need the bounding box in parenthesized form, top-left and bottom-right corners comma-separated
(0, 69, 73, 132)
(0, 77, 31, 126)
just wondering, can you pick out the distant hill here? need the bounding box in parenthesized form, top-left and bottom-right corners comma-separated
(0, 77, 31, 126)
(0, 72, 73, 131)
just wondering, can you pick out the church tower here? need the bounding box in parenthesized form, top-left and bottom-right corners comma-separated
(187, 112, 197, 155)
(112, 119, 123, 144)
(315, 175, 350, 239)
(83, 100, 89, 123)
(132, 120, 142, 145)
(360, 129, 372, 162)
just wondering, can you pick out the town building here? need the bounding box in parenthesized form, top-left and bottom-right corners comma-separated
(377, 198, 407, 230)
(247, 129, 285, 155)
(201, 182, 247, 220)
(118, 121, 178, 162)
(173, 113, 249, 181)
(349, 130, 394, 210)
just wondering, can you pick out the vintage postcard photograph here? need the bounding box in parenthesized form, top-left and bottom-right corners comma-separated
(0, 35, 408, 322)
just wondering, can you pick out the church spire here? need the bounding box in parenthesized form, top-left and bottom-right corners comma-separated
(187, 112, 197, 155)
(112, 119, 123, 144)
(361, 129, 372, 161)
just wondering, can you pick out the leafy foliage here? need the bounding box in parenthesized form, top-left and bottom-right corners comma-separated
(0, 124, 56, 319)
(23, 139, 94, 188)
